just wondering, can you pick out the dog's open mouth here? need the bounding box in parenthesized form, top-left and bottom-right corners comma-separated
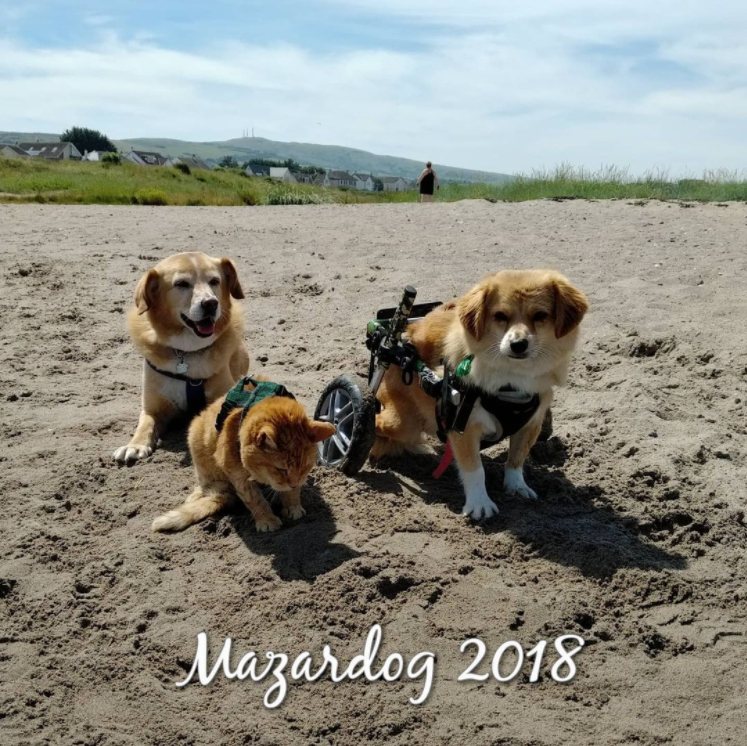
(181, 313, 216, 338)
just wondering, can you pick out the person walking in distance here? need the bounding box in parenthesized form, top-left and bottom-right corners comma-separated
(417, 161, 439, 203)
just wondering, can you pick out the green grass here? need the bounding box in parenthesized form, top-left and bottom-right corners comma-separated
(2, 159, 747, 205)
(379, 165, 747, 203)
(0, 157, 365, 206)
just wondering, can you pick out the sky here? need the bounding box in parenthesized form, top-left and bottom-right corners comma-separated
(2, 0, 747, 175)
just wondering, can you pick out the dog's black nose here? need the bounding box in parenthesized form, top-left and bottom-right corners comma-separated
(201, 298, 218, 315)
(510, 338, 529, 354)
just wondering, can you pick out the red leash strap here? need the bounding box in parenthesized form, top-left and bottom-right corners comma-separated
(432, 440, 453, 479)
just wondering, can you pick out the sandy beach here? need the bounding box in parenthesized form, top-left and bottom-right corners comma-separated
(1, 199, 746, 745)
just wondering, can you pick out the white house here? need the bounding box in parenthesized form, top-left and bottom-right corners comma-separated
(378, 176, 409, 193)
(124, 150, 167, 166)
(269, 167, 298, 184)
(19, 142, 82, 160)
(354, 172, 375, 191)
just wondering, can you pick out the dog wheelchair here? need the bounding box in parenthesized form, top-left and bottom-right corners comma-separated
(314, 286, 552, 476)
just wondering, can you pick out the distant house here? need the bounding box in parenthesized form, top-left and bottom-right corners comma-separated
(269, 167, 298, 184)
(124, 150, 167, 166)
(290, 170, 316, 185)
(324, 170, 356, 188)
(0, 144, 30, 159)
(312, 173, 325, 187)
(82, 150, 110, 162)
(164, 155, 210, 170)
(378, 176, 410, 193)
(354, 173, 375, 191)
(20, 141, 82, 161)
(245, 164, 270, 177)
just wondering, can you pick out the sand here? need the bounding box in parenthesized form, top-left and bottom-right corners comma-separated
(1, 200, 745, 745)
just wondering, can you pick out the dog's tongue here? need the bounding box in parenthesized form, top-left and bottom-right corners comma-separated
(196, 319, 215, 336)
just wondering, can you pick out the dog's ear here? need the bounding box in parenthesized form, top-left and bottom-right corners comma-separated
(134, 269, 159, 315)
(553, 278, 588, 338)
(459, 283, 492, 341)
(221, 258, 245, 299)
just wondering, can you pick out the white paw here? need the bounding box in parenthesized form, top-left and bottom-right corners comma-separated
(255, 514, 283, 533)
(503, 467, 538, 499)
(462, 492, 499, 520)
(113, 444, 153, 464)
(282, 505, 306, 520)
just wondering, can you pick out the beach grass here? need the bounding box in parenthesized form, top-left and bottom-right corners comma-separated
(379, 164, 747, 203)
(0, 158, 367, 206)
(3, 158, 747, 205)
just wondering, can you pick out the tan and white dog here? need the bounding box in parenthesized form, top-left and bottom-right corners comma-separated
(372, 269, 588, 519)
(113, 252, 250, 464)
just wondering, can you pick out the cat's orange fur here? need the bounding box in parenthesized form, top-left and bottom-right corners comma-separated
(151, 381, 336, 533)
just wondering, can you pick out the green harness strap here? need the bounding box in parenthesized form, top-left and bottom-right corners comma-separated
(215, 376, 294, 432)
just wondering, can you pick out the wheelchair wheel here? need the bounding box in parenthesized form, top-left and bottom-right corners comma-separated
(314, 375, 377, 476)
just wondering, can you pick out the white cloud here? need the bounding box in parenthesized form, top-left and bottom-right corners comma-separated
(2, 2, 747, 175)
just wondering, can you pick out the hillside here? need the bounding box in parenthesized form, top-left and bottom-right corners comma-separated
(0, 131, 511, 184)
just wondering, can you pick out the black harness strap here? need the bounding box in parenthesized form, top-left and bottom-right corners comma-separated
(146, 360, 206, 416)
(434, 362, 540, 449)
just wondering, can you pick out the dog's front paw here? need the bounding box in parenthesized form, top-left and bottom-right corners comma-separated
(462, 493, 499, 521)
(255, 514, 283, 533)
(282, 505, 306, 521)
(503, 467, 538, 499)
(113, 444, 153, 464)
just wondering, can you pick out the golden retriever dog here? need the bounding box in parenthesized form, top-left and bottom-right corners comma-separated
(113, 252, 249, 464)
(372, 270, 588, 520)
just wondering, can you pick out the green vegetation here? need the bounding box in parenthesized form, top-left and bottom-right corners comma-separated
(0, 157, 369, 206)
(2, 159, 746, 206)
(379, 165, 747, 203)
(60, 126, 117, 154)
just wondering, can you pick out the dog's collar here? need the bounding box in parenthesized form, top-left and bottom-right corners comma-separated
(146, 359, 204, 386)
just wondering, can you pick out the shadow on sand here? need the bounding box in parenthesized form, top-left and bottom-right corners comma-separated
(214, 476, 360, 582)
(158, 422, 359, 581)
(361, 436, 687, 578)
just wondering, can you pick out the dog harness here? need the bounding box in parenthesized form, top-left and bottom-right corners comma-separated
(432, 356, 540, 478)
(146, 360, 207, 417)
(215, 376, 294, 433)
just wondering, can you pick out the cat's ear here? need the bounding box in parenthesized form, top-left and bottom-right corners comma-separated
(308, 421, 336, 443)
(256, 426, 277, 451)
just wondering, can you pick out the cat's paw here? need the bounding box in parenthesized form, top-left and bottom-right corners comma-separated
(282, 505, 306, 521)
(255, 514, 283, 533)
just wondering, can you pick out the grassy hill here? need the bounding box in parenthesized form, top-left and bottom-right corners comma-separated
(0, 131, 511, 184)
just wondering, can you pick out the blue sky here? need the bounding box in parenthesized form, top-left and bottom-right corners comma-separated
(2, 1, 747, 175)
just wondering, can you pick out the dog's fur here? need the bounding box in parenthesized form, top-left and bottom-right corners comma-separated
(113, 252, 250, 463)
(372, 269, 588, 519)
(151, 387, 336, 533)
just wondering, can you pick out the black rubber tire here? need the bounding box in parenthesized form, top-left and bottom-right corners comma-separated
(314, 375, 377, 477)
(538, 408, 553, 442)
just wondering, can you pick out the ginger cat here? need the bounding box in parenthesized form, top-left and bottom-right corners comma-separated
(152, 378, 335, 533)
